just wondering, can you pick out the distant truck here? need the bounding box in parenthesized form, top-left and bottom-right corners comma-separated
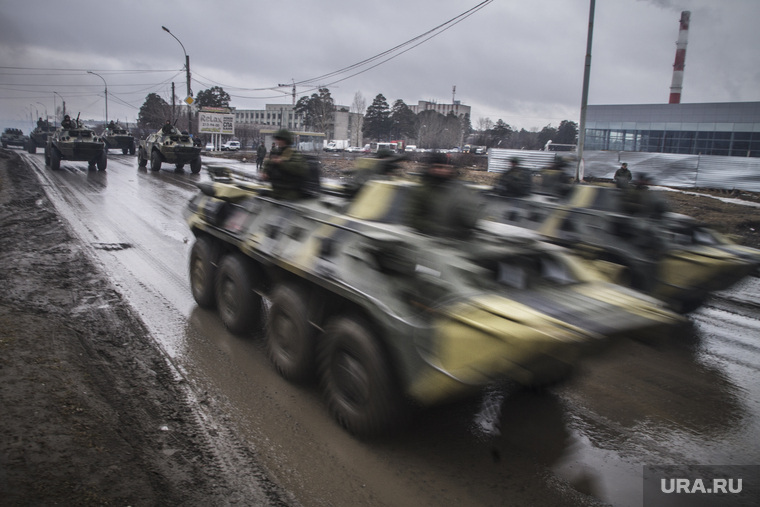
(324, 139, 349, 152)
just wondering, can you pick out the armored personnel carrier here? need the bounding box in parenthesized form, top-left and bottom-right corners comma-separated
(185, 173, 683, 436)
(27, 123, 56, 154)
(137, 126, 201, 173)
(103, 123, 136, 154)
(484, 183, 760, 313)
(44, 119, 107, 171)
(1, 128, 28, 149)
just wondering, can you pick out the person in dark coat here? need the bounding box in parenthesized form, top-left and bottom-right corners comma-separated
(256, 142, 267, 171)
(261, 129, 308, 200)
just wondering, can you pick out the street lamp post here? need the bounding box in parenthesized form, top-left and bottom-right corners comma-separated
(87, 71, 108, 127)
(53, 91, 65, 126)
(162, 26, 192, 134)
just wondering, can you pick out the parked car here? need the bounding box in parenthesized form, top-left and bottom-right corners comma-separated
(205, 143, 215, 151)
(345, 146, 363, 153)
(221, 141, 240, 151)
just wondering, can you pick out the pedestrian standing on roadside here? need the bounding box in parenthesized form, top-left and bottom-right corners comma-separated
(256, 142, 266, 171)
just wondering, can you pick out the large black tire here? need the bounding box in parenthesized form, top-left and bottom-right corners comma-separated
(129, 143, 136, 155)
(190, 157, 201, 174)
(97, 150, 107, 171)
(50, 148, 61, 171)
(150, 150, 162, 172)
(137, 147, 148, 167)
(189, 236, 218, 309)
(122, 147, 128, 155)
(318, 315, 404, 436)
(175, 163, 185, 171)
(215, 253, 262, 335)
(27, 139, 36, 154)
(44, 147, 51, 166)
(266, 284, 315, 383)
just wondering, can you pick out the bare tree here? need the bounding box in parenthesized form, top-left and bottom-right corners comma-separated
(351, 91, 367, 147)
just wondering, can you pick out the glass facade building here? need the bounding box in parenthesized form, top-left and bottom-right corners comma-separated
(584, 102, 760, 158)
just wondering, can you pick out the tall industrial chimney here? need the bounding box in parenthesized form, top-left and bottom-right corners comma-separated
(669, 11, 691, 104)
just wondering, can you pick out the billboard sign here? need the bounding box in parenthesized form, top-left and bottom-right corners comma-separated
(198, 111, 235, 135)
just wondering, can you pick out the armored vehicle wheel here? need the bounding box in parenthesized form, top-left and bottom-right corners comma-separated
(190, 157, 201, 174)
(175, 163, 185, 171)
(137, 147, 148, 167)
(266, 284, 315, 383)
(319, 315, 403, 436)
(44, 148, 51, 166)
(122, 147, 128, 155)
(97, 151, 107, 171)
(27, 139, 36, 154)
(189, 236, 217, 308)
(50, 148, 61, 171)
(129, 144, 136, 155)
(150, 150, 162, 172)
(215, 253, 263, 335)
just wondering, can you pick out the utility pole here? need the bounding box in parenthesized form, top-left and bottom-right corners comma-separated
(172, 82, 176, 120)
(278, 80, 296, 105)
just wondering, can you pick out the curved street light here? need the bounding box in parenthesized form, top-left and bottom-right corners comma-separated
(87, 71, 108, 126)
(162, 26, 192, 133)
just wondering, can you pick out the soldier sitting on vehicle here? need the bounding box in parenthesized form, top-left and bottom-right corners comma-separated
(494, 157, 533, 197)
(261, 129, 309, 200)
(60, 115, 74, 129)
(406, 152, 481, 239)
(161, 120, 174, 136)
(341, 148, 403, 197)
(540, 158, 574, 196)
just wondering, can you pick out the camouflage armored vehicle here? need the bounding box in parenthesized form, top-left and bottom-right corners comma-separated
(137, 125, 201, 173)
(103, 123, 136, 155)
(484, 183, 760, 313)
(44, 119, 107, 171)
(1, 128, 28, 149)
(185, 175, 682, 436)
(27, 123, 56, 154)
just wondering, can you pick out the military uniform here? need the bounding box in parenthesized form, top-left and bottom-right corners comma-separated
(614, 164, 633, 188)
(263, 143, 308, 200)
(407, 170, 480, 239)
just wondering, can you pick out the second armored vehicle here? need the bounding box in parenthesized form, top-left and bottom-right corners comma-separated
(27, 123, 56, 154)
(185, 175, 683, 436)
(485, 183, 760, 313)
(2, 128, 28, 149)
(44, 119, 107, 171)
(137, 126, 201, 173)
(103, 123, 136, 154)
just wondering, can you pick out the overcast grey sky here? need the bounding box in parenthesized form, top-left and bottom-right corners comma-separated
(1, 0, 759, 132)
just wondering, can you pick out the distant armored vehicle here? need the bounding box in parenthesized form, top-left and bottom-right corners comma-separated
(2, 128, 28, 149)
(103, 124, 136, 155)
(485, 183, 760, 313)
(137, 126, 201, 173)
(185, 175, 682, 436)
(27, 123, 56, 154)
(44, 119, 107, 171)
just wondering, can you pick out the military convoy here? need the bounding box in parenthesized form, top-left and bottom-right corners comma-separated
(103, 123, 136, 154)
(185, 171, 683, 436)
(137, 126, 201, 173)
(44, 119, 107, 171)
(484, 182, 760, 313)
(1, 128, 28, 149)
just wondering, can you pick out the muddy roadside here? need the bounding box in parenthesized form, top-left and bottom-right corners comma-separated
(0, 149, 297, 506)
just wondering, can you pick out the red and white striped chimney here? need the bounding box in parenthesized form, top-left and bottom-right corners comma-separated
(669, 11, 691, 104)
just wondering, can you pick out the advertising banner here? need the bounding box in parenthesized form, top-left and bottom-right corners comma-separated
(198, 112, 235, 135)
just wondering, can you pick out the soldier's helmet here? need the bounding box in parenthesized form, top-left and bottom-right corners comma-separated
(273, 129, 293, 145)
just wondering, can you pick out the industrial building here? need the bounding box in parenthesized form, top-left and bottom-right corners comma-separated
(584, 102, 760, 158)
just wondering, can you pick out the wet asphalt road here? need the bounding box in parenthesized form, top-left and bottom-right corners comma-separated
(21, 151, 760, 506)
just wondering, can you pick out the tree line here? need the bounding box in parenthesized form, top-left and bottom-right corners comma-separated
(136, 85, 578, 151)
